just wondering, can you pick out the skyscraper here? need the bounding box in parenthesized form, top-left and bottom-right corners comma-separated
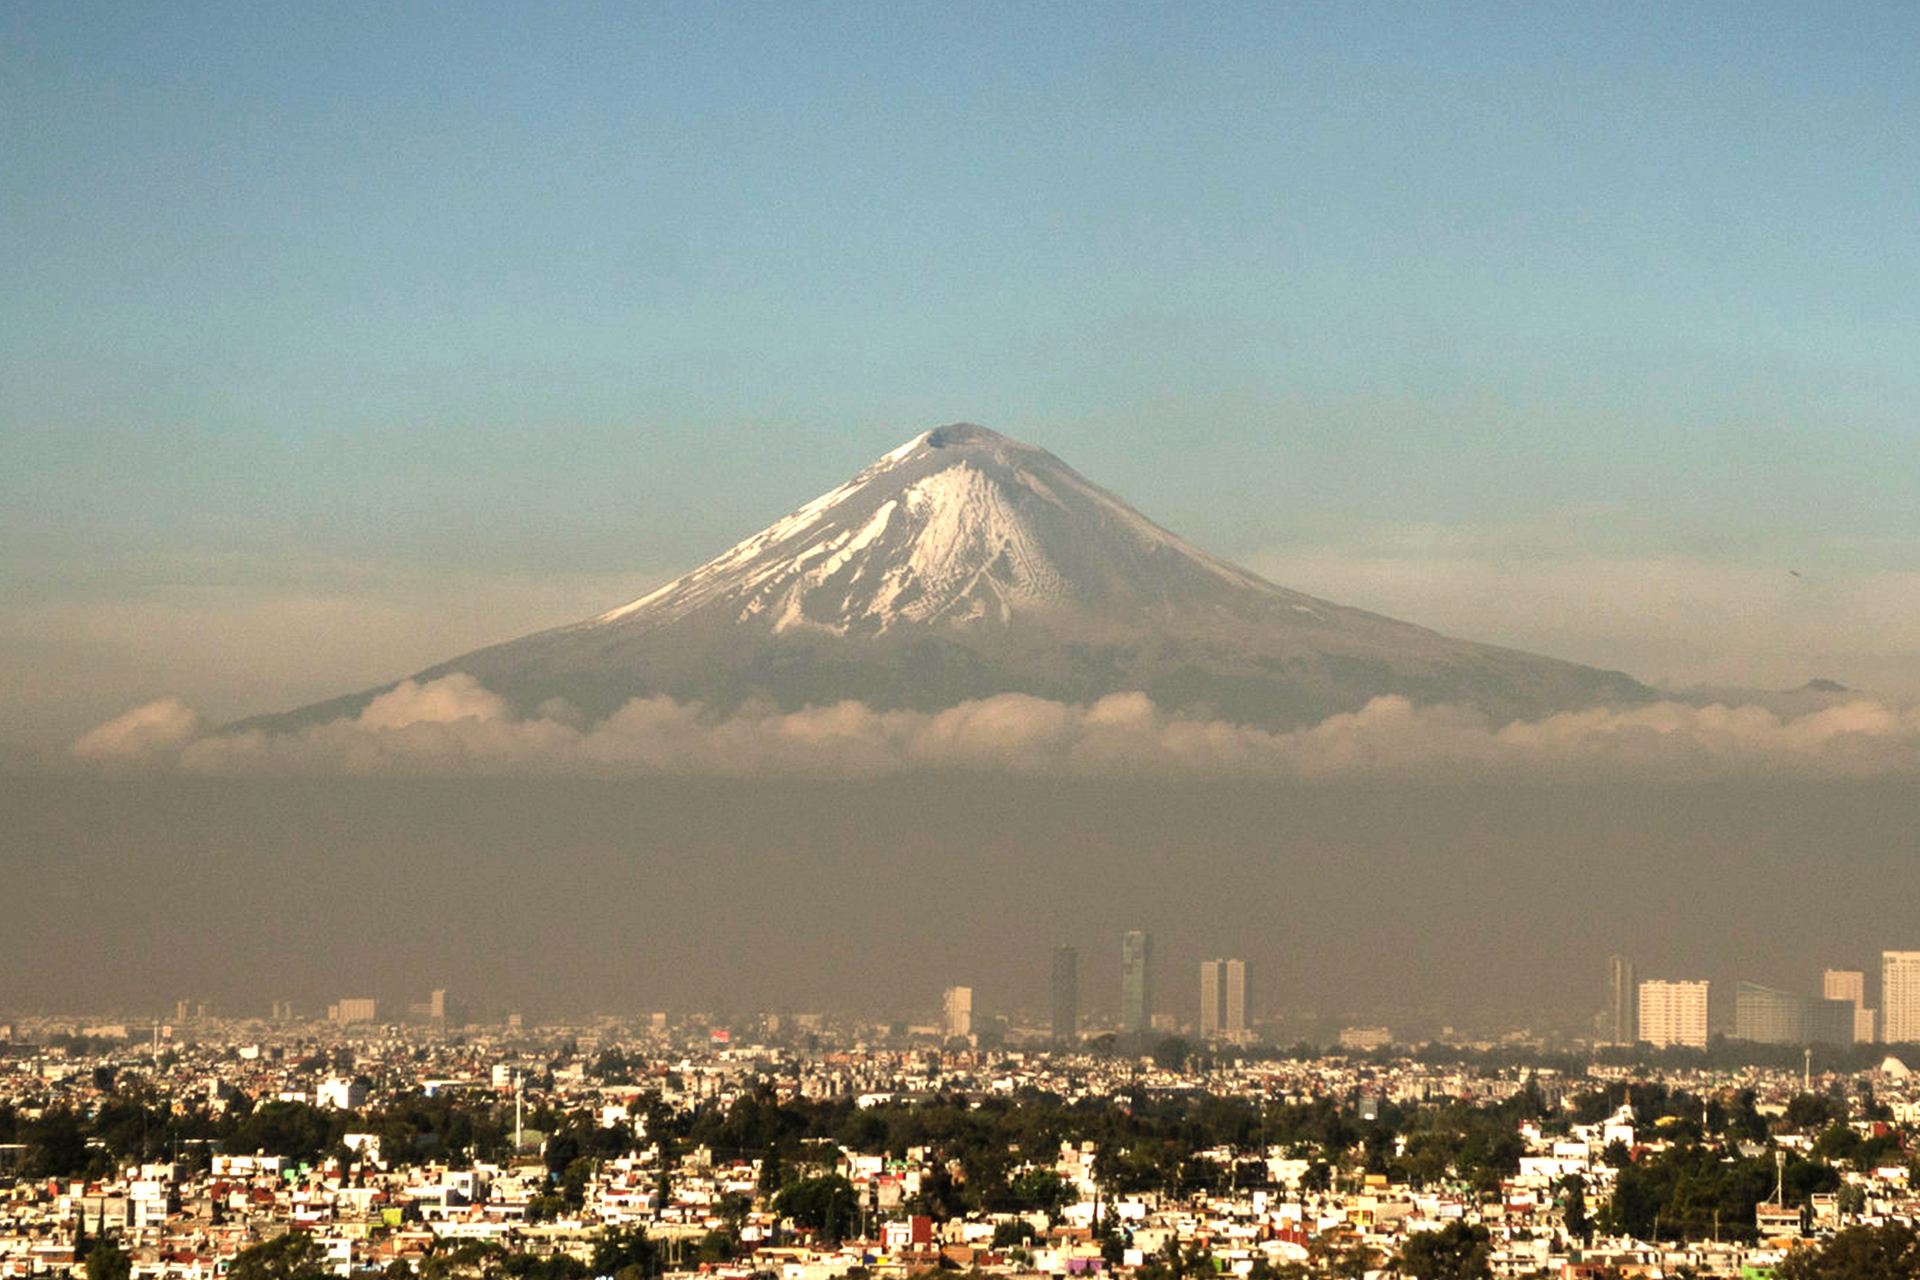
(1823, 969, 1874, 1044)
(1051, 946, 1078, 1044)
(942, 985, 973, 1040)
(1734, 983, 1854, 1045)
(1200, 959, 1249, 1042)
(1823, 969, 1864, 1006)
(1607, 954, 1637, 1046)
(1637, 979, 1708, 1049)
(1882, 952, 1920, 1043)
(1120, 931, 1153, 1035)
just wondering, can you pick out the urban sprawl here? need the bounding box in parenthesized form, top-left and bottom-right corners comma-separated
(12, 945, 1920, 1279)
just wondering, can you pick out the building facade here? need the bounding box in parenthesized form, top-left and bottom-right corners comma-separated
(1822, 969, 1875, 1043)
(1200, 959, 1249, 1042)
(1638, 979, 1709, 1049)
(1051, 945, 1078, 1044)
(1608, 954, 1637, 1046)
(330, 998, 377, 1025)
(1120, 931, 1153, 1036)
(1734, 982, 1854, 1045)
(1823, 969, 1864, 1006)
(941, 985, 972, 1040)
(1883, 952, 1920, 1043)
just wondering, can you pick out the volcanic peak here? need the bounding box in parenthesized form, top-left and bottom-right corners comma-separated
(239, 422, 1653, 733)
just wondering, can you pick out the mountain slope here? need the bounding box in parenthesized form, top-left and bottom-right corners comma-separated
(243, 424, 1651, 731)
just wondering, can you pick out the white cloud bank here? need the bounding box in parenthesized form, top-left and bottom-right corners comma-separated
(64, 674, 1920, 779)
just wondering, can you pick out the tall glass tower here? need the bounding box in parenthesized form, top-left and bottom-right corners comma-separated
(1607, 954, 1637, 1046)
(1051, 945, 1078, 1044)
(1120, 930, 1153, 1035)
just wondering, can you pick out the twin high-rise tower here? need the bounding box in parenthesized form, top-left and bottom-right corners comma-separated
(1200, 958, 1249, 1042)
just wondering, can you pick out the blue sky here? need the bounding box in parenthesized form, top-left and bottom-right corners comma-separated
(6, 1, 1920, 741)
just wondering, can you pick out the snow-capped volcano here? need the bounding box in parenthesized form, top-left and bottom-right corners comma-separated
(249, 424, 1650, 730)
(593, 423, 1285, 636)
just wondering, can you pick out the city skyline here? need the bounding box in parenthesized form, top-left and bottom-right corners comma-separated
(45, 941, 1920, 1049)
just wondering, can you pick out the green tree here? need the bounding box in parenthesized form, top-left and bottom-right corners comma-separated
(1010, 1168, 1072, 1220)
(1557, 1174, 1590, 1241)
(228, 1233, 328, 1280)
(85, 1243, 132, 1280)
(589, 1226, 657, 1278)
(991, 1220, 1036, 1249)
(1783, 1094, 1847, 1133)
(1396, 1221, 1492, 1280)
(773, 1174, 858, 1243)
(542, 1130, 580, 1176)
(560, 1157, 592, 1209)
(23, 1104, 90, 1178)
(1774, 1221, 1920, 1279)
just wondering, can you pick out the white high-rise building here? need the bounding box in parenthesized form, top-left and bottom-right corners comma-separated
(1199, 959, 1249, 1042)
(330, 998, 377, 1025)
(1823, 969, 1864, 1006)
(1882, 952, 1920, 1043)
(941, 985, 973, 1040)
(1637, 980, 1709, 1049)
(1824, 969, 1875, 1044)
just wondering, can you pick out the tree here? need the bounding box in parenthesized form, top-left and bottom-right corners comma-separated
(1010, 1168, 1072, 1221)
(1784, 1094, 1847, 1133)
(773, 1174, 858, 1243)
(715, 1191, 753, 1236)
(560, 1157, 592, 1209)
(591, 1048, 631, 1084)
(1307, 1231, 1379, 1280)
(228, 1233, 328, 1280)
(543, 1129, 580, 1177)
(23, 1104, 89, 1178)
(85, 1243, 132, 1280)
(1557, 1173, 1590, 1241)
(1774, 1221, 1920, 1279)
(1153, 1038, 1191, 1072)
(1396, 1221, 1492, 1280)
(589, 1226, 657, 1279)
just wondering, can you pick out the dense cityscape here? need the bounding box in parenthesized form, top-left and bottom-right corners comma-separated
(10, 943, 1920, 1279)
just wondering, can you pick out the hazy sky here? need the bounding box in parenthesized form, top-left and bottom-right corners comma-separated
(7, 1, 1920, 748)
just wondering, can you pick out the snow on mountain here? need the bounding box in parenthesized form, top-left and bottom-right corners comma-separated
(585, 424, 1271, 637)
(240, 424, 1651, 732)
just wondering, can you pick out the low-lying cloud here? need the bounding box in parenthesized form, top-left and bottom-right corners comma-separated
(69, 696, 201, 760)
(66, 675, 1920, 778)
